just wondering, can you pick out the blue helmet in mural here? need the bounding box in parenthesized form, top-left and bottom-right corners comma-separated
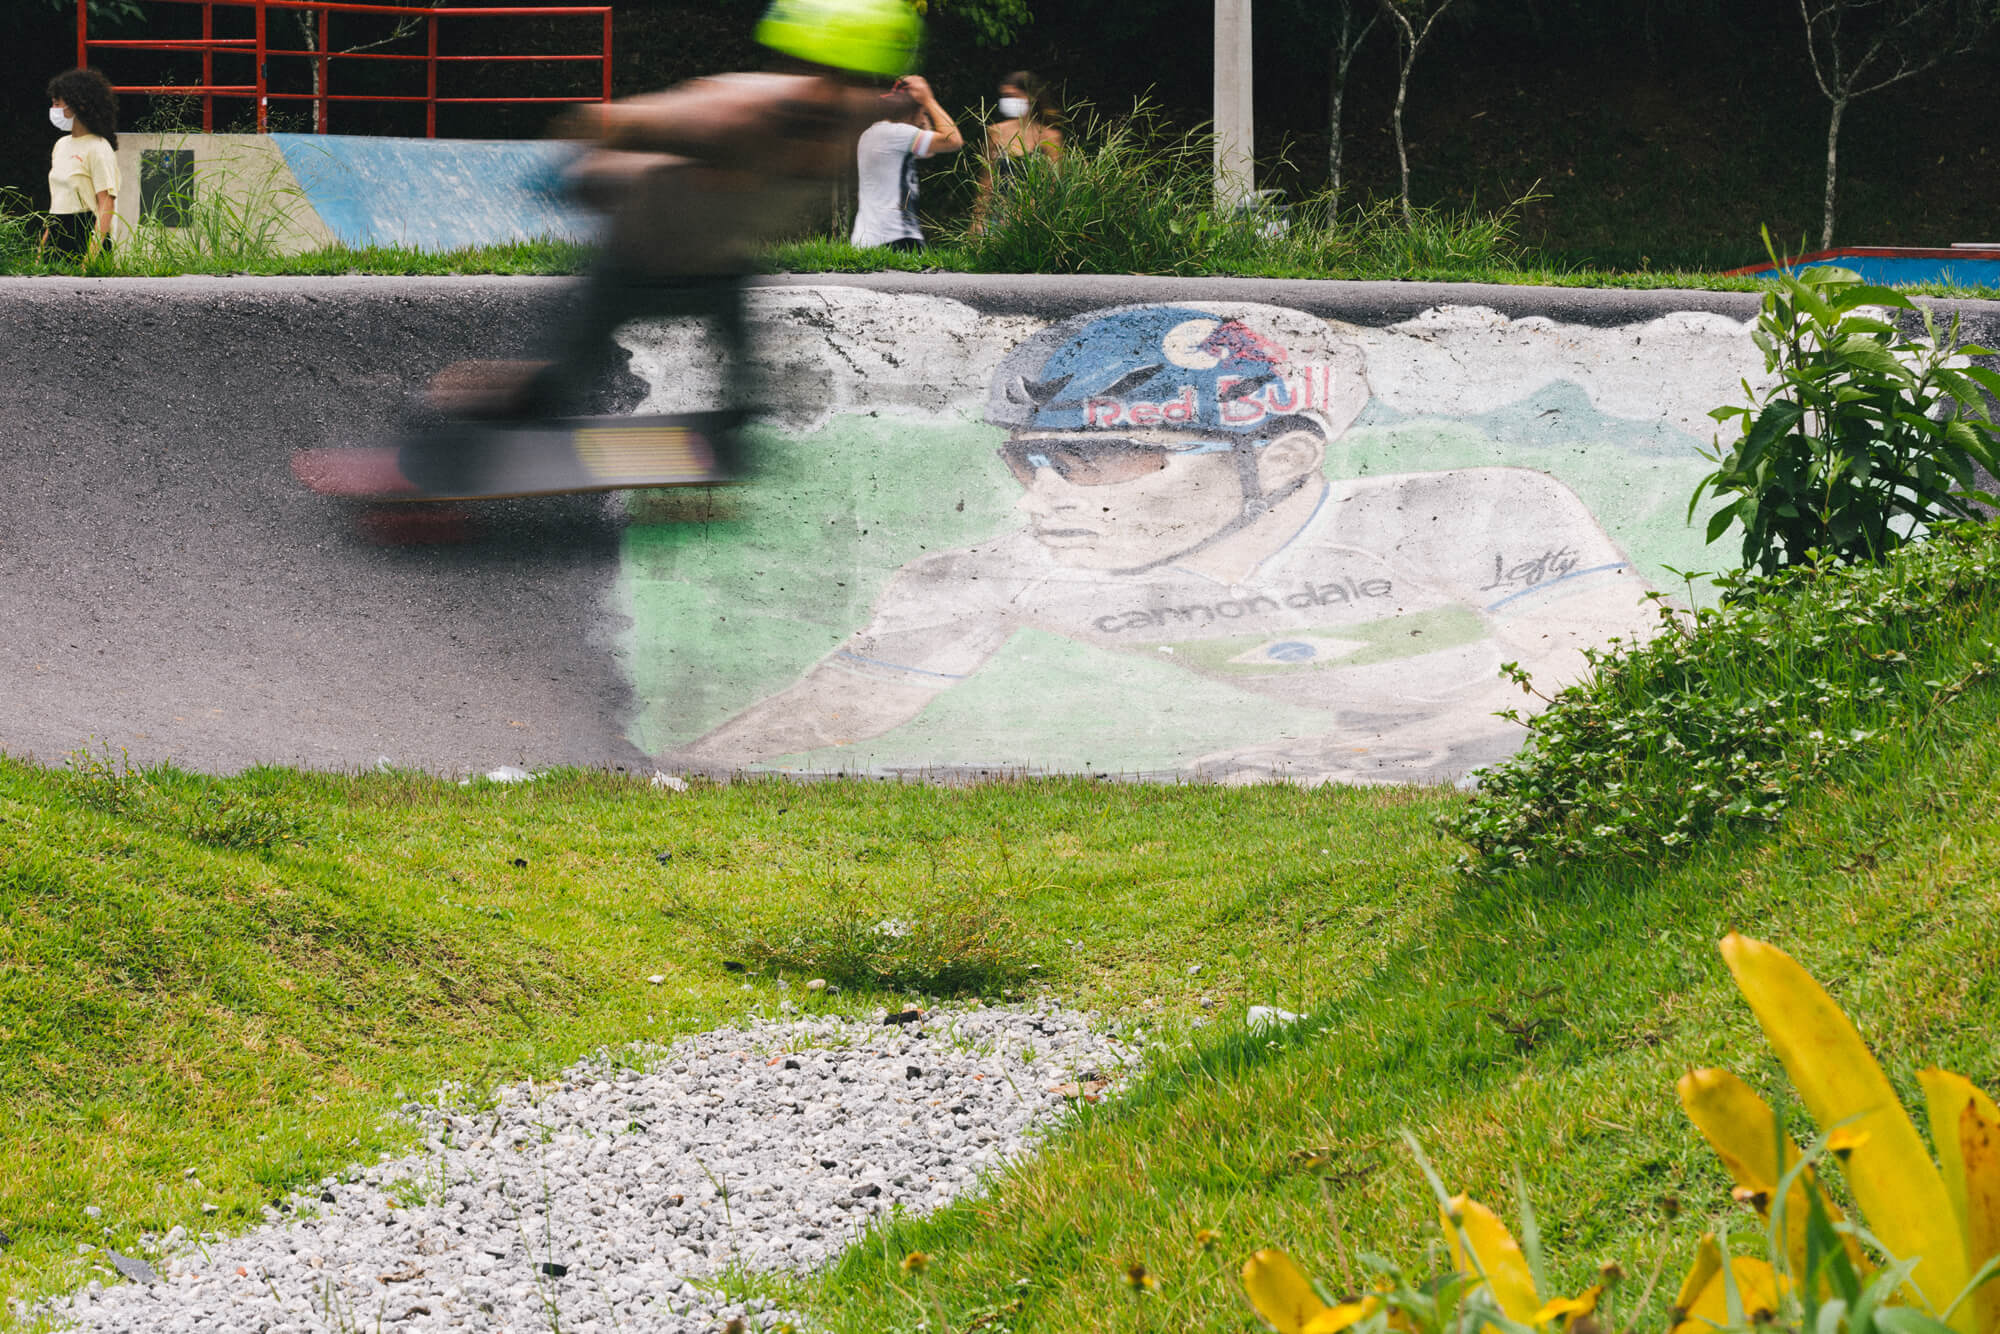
(986, 303, 1370, 438)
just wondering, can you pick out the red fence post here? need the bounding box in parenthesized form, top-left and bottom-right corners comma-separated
(601, 9, 612, 102)
(254, 0, 267, 130)
(203, 2, 215, 130)
(76, 0, 87, 70)
(425, 11, 438, 137)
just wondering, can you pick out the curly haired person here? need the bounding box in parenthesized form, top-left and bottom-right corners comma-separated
(42, 68, 120, 265)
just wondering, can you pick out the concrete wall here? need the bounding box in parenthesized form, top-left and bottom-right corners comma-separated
(5, 274, 1988, 782)
(113, 133, 590, 255)
(115, 133, 337, 255)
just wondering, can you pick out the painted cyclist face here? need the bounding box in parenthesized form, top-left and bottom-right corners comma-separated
(1003, 428, 1254, 571)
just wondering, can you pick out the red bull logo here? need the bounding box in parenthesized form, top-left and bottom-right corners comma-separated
(1081, 362, 1351, 430)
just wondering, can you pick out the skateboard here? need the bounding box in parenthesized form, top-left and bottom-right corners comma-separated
(291, 412, 744, 502)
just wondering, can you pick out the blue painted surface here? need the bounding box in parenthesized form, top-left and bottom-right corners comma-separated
(271, 134, 596, 251)
(1769, 254, 2000, 288)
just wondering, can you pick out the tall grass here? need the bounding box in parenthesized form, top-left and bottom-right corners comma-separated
(944, 99, 1538, 279)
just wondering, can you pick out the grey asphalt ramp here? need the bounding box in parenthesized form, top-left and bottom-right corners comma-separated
(1, 276, 652, 775)
(12, 273, 1985, 782)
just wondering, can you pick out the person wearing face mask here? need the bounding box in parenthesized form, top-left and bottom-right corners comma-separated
(970, 70, 1061, 235)
(41, 68, 121, 265)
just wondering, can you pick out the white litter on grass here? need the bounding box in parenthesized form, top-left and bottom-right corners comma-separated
(1247, 1005, 1304, 1031)
(650, 771, 689, 791)
(459, 765, 534, 786)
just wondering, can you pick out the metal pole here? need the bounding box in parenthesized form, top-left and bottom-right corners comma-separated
(76, 0, 87, 71)
(317, 4, 330, 132)
(255, 0, 268, 131)
(425, 13, 437, 137)
(601, 9, 612, 102)
(1213, 0, 1254, 210)
(203, 2, 215, 131)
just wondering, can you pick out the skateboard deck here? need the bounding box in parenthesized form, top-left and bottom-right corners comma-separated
(291, 413, 743, 501)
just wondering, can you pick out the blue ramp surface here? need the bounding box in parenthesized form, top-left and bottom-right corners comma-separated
(272, 134, 594, 251)
(1728, 245, 2000, 289)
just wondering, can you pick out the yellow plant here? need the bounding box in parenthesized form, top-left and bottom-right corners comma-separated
(1677, 933, 2000, 1333)
(1241, 1143, 1608, 1334)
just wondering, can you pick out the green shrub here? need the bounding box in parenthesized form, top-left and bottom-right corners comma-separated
(1694, 231, 2000, 577)
(673, 869, 1046, 996)
(1446, 525, 2000, 878)
(946, 100, 1534, 279)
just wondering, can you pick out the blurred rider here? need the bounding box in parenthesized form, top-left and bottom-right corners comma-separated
(439, 0, 922, 456)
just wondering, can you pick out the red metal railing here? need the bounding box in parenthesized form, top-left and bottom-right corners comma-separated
(79, 0, 612, 137)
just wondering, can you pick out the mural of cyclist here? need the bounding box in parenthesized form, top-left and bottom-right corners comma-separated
(669, 302, 1654, 783)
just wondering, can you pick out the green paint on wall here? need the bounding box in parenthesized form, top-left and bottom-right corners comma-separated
(615, 415, 1018, 755)
(759, 627, 1340, 775)
(615, 377, 1727, 767)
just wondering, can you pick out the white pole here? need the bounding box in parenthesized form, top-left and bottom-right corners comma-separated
(1214, 0, 1254, 211)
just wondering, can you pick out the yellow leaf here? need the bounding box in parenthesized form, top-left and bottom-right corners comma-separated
(1958, 1098, 2000, 1334)
(1677, 1067, 1863, 1276)
(1672, 1233, 1723, 1322)
(1669, 1256, 1786, 1334)
(1304, 1297, 1382, 1334)
(1443, 1195, 1541, 1324)
(1244, 1249, 1329, 1334)
(1919, 1070, 2000, 1246)
(1719, 934, 1969, 1318)
(1532, 1284, 1602, 1329)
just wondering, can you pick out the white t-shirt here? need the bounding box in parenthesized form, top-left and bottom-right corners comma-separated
(851, 120, 933, 247)
(49, 132, 119, 216)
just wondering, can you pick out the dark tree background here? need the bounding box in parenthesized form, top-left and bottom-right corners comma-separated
(6, 0, 1996, 268)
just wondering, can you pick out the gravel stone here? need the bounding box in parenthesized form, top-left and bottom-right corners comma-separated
(27, 1003, 1135, 1333)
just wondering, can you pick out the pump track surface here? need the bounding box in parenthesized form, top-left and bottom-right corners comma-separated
(5, 273, 1963, 784)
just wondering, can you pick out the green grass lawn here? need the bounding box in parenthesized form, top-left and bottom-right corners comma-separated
(8, 693, 2000, 1330)
(10, 233, 1998, 301)
(0, 759, 1455, 1321)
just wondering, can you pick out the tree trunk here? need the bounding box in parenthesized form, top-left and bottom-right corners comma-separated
(1820, 93, 1845, 251)
(1327, 46, 1348, 222)
(1392, 52, 1413, 225)
(1326, 5, 1375, 227)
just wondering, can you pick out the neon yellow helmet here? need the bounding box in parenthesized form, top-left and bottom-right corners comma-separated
(756, 0, 921, 78)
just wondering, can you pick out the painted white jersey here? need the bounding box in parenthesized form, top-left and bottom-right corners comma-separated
(824, 467, 1644, 740)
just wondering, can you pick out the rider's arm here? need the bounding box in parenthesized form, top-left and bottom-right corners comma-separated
(668, 667, 947, 769)
(559, 78, 862, 165)
(668, 555, 1017, 770)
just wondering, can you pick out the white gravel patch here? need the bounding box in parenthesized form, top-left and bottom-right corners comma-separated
(28, 1002, 1139, 1334)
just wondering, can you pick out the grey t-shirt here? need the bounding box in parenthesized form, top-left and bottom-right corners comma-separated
(851, 120, 932, 247)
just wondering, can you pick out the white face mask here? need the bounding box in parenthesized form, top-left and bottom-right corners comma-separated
(997, 96, 1030, 120)
(50, 106, 75, 132)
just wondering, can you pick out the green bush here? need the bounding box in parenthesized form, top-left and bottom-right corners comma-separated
(672, 869, 1046, 996)
(1445, 525, 2000, 878)
(947, 100, 1534, 279)
(1693, 231, 2000, 576)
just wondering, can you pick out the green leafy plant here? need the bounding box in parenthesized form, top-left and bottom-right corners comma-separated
(1693, 230, 2000, 576)
(1445, 524, 2000, 878)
